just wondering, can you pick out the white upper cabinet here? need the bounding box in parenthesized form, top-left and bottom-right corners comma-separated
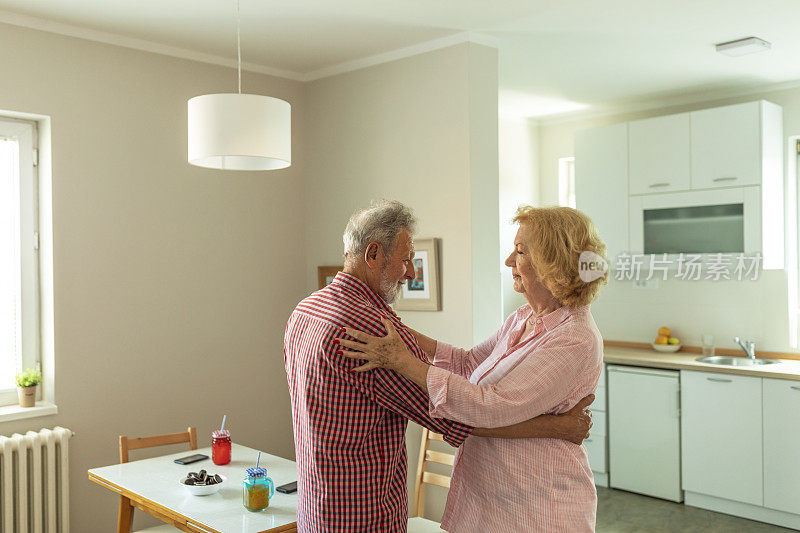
(691, 101, 782, 190)
(629, 113, 691, 195)
(575, 123, 629, 265)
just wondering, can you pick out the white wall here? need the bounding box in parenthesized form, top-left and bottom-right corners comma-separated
(0, 23, 307, 532)
(304, 41, 500, 521)
(536, 88, 800, 353)
(499, 118, 539, 317)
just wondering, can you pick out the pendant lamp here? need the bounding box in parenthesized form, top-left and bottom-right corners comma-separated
(188, 0, 291, 170)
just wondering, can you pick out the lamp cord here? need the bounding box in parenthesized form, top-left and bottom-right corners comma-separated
(236, 0, 241, 94)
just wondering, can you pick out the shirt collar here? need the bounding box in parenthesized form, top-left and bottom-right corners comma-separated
(331, 271, 395, 315)
(525, 304, 585, 332)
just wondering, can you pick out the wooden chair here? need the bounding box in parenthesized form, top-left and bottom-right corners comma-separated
(117, 427, 198, 533)
(407, 428, 455, 532)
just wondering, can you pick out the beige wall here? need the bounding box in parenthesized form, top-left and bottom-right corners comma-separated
(0, 23, 307, 532)
(499, 118, 539, 317)
(536, 88, 800, 353)
(303, 42, 500, 521)
(0, 23, 501, 529)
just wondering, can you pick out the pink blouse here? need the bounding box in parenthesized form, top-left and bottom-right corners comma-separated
(427, 304, 603, 532)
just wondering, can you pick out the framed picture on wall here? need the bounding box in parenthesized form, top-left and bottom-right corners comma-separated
(318, 266, 342, 289)
(394, 238, 441, 311)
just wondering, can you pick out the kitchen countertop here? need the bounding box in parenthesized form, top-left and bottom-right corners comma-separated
(604, 345, 800, 381)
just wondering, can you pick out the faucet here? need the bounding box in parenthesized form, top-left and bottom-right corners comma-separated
(734, 337, 756, 360)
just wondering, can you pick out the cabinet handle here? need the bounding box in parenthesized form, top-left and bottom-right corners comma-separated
(713, 176, 738, 182)
(707, 377, 732, 383)
(790, 386, 800, 391)
(648, 182, 670, 188)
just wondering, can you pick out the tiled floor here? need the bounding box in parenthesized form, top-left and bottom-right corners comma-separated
(597, 487, 795, 532)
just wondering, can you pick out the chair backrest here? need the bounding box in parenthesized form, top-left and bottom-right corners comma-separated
(119, 426, 198, 463)
(412, 428, 455, 519)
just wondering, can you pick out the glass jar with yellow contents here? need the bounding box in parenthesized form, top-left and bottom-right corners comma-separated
(242, 467, 274, 512)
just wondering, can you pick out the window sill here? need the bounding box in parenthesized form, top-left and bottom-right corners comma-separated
(0, 401, 58, 423)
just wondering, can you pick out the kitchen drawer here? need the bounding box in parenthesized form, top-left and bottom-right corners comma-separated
(593, 385, 606, 411)
(591, 410, 606, 436)
(586, 434, 606, 473)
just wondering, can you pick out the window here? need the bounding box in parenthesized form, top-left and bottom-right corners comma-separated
(793, 138, 800, 349)
(558, 156, 576, 209)
(0, 118, 39, 406)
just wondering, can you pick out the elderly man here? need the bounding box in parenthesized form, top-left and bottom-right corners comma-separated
(284, 200, 592, 532)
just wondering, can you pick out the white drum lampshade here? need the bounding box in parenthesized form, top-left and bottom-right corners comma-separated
(188, 93, 291, 171)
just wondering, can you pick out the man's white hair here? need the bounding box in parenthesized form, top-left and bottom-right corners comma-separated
(343, 200, 417, 267)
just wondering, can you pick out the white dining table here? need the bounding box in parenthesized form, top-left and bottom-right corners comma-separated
(88, 443, 298, 533)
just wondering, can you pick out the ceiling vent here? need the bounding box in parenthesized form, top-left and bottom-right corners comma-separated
(715, 37, 771, 57)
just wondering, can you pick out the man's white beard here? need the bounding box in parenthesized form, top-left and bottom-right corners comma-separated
(379, 266, 402, 304)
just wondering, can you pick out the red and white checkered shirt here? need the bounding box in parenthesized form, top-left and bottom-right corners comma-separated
(284, 272, 472, 532)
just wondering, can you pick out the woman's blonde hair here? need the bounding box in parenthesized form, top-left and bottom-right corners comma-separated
(512, 206, 608, 307)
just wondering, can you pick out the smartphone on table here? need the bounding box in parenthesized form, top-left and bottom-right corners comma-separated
(276, 481, 298, 494)
(174, 454, 209, 465)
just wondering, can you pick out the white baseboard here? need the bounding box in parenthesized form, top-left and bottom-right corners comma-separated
(594, 471, 609, 487)
(685, 491, 800, 530)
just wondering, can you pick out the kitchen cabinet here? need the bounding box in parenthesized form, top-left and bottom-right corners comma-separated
(681, 370, 762, 506)
(608, 366, 681, 501)
(764, 378, 800, 515)
(629, 113, 691, 195)
(575, 99, 784, 269)
(585, 363, 607, 485)
(690, 101, 781, 190)
(575, 123, 628, 267)
(628, 187, 761, 257)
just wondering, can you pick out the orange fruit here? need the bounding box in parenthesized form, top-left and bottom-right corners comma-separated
(655, 335, 669, 345)
(658, 327, 671, 337)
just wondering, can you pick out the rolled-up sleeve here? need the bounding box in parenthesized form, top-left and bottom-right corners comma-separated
(433, 330, 499, 378)
(427, 332, 599, 428)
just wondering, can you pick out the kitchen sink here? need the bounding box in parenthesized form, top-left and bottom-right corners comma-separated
(696, 356, 780, 366)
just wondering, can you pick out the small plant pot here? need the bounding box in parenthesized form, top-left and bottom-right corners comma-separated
(17, 385, 37, 408)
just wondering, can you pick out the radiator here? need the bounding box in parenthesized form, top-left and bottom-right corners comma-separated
(0, 426, 73, 533)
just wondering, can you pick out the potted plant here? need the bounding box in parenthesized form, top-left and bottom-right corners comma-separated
(15, 368, 42, 408)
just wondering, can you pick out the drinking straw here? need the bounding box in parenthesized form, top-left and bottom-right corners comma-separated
(220, 415, 227, 432)
(256, 451, 261, 469)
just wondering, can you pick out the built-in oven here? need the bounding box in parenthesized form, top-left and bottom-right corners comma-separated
(628, 187, 763, 264)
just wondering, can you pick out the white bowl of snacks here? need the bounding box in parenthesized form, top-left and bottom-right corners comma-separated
(180, 470, 226, 496)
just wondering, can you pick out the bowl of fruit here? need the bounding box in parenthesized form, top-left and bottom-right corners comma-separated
(652, 326, 681, 353)
(180, 470, 226, 496)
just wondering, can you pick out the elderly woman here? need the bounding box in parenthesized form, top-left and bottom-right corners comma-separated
(337, 206, 608, 532)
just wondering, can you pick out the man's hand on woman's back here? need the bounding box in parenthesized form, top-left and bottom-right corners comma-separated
(553, 394, 594, 444)
(469, 394, 594, 441)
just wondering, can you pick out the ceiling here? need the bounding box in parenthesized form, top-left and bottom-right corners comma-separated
(1, 0, 799, 119)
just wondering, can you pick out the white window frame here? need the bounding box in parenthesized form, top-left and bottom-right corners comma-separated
(559, 156, 576, 209)
(792, 138, 800, 349)
(0, 118, 40, 406)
